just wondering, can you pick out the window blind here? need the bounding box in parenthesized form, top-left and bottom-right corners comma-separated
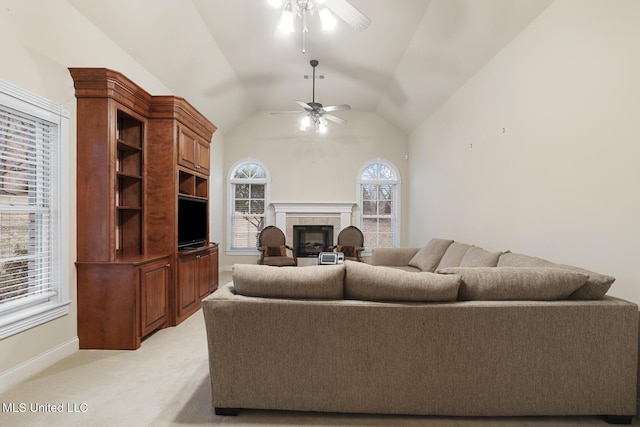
(230, 183, 265, 249)
(0, 104, 58, 314)
(228, 162, 267, 251)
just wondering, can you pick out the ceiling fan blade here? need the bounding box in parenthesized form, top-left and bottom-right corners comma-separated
(323, 0, 371, 31)
(324, 114, 347, 125)
(294, 100, 313, 110)
(270, 111, 304, 114)
(322, 104, 351, 112)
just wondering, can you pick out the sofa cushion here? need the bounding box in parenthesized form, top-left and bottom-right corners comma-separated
(436, 242, 472, 269)
(553, 263, 616, 300)
(437, 267, 589, 301)
(345, 261, 460, 302)
(232, 264, 344, 299)
(498, 252, 615, 299)
(459, 246, 502, 267)
(497, 252, 552, 268)
(408, 238, 454, 272)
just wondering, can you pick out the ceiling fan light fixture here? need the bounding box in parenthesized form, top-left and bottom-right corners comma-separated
(278, 2, 295, 33)
(318, 116, 328, 133)
(299, 115, 311, 131)
(319, 7, 337, 31)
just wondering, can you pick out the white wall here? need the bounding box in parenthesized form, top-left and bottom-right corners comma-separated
(408, 0, 640, 303)
(0, 0, 174, 390)
(222, 110, 409, 269)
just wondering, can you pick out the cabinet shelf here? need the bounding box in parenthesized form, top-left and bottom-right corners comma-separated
(117, 171, 142, 181)
(117, 139, 142, 152)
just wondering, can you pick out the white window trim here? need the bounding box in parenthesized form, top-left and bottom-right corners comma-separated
(0, 80, 71, 339)
(226, 157, 271, 255)
(357, 158, 401, 255)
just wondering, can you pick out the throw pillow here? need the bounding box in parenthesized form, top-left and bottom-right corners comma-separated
(407, 238, 454, 272)
(232, 264, 344, 299)
(344, 261, 460, 302)
(437, 267, 589, 301)
(337, 245, 357, 258)
(497, 252, 552, 267)
(497, 252, 615, 299)
(459, 246, 502, 267)
(553, 263, 616, 300)
(436, 242, 472, 270)
(263, 245, 287, 257)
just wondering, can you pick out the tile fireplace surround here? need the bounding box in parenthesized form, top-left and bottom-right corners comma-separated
(271, 202, 356, 247)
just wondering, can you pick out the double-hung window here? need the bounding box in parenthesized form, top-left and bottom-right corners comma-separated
(228, 160, 268, 253)
(359, 160, 400, 249)
(0, 80, 70, 339)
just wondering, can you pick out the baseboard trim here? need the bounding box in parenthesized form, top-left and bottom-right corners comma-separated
(0, 337, 79, 394)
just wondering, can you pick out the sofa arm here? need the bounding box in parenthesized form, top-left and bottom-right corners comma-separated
(370, 247, 420, 267)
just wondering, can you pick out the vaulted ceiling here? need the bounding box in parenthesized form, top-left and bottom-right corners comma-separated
(67, 0, 554, 134)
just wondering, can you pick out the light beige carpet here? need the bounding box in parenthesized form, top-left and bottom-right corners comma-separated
(1, 272, 637, 426)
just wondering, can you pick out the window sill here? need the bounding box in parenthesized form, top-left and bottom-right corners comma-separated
(0, 300, 71, 340)
(226, 249, 260, 256)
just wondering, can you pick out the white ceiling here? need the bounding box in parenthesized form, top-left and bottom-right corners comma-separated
(67, 0, 554, 134)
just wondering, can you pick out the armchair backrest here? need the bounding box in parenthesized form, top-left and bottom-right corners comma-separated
(337, 226, 364, 247)
(258, 226, 286, 247)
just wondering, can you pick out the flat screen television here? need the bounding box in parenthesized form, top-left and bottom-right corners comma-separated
(177, 196, 208, 249)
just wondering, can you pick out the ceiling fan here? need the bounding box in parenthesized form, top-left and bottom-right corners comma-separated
(272, 59, 351, 134)
(269, 0, 371, 53)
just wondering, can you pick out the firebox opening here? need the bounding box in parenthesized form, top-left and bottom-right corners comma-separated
(293, 225, 334, 258)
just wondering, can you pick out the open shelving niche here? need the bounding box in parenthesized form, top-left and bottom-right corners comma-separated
(116, 110, 144, 256)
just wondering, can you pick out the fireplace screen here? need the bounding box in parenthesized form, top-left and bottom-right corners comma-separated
(293, 225, 333, 257)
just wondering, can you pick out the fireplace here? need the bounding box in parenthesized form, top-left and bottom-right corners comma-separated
(293, 225, 333, 258)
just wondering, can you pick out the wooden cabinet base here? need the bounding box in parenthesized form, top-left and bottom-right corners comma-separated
(76, 255, 170, 350)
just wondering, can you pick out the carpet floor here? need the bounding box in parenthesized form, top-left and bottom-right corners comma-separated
(2, 272, 638, 426)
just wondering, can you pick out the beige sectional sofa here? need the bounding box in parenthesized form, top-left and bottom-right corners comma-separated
(202, 239, 638, 424)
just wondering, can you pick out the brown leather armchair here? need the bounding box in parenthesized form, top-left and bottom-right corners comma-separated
(257, 226, 297, 266)
(330, 225, 364, 262)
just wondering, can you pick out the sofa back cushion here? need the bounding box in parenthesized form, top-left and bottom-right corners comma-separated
(436, 242, 472, 269)
(497, 252, 615, 300)
(345, 261, 460, 302)
(232, 264, 344, 299)
(407, 238, 454, 272)
(438, 266, 589, 301)
(459, 246, 502, 267)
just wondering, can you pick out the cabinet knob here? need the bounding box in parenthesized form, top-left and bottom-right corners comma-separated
(166, 263, 170, 268)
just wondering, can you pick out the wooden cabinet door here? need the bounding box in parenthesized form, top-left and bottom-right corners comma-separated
(178, 254, 198, 317)
(178, 127, 197, 171)
(195, 139, 210, 173)
(209, 245, 219, 293)
(178, 126, 209, 174)
(197, 252, 212, 299)
(140, 259, 170, 337)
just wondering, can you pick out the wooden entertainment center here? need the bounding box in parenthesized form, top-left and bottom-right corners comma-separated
(71, 68, 218, 349)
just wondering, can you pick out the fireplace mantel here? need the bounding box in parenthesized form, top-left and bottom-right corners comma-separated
(271, 202, 356, 231)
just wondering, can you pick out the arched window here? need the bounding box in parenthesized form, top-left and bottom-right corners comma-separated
(358, 159, 400, 249)
(228, 159, 268, 252)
